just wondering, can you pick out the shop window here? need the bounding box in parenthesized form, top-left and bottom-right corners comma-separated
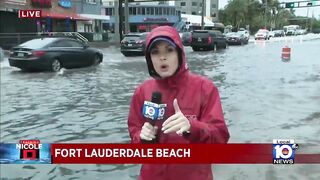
(132, 7, 136, 15)
(86, 0, 96, 3)
(146, 7, 151, 15)
(163, 8, 167, 15)
(31, 0, 52, 8)
(84, 24, 93, 32)
(106, 8, 113, 15)
(137, 7, 141, 15)
(171, 8, 175, 15)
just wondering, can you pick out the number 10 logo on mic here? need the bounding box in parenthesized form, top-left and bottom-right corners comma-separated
(143, 101, 166, 120)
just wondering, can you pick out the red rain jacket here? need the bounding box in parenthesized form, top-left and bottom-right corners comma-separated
(128, 26, 230, 180)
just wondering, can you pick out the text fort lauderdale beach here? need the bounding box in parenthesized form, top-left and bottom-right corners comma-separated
(55, 148, 191, 158)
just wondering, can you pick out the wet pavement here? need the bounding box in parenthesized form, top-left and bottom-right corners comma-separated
(1, 35, 320, 179)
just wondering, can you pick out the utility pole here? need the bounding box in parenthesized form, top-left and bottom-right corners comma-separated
(114, 0, 120, 43)
(306, 7, 309, 29)
(124, 0, 129, 34)
(201, 0, 205, 30)
(119, 0, 123, 42)
(265, 0, 268, 29)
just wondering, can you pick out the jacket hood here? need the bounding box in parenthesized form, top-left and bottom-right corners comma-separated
(145, 26, 188, 80)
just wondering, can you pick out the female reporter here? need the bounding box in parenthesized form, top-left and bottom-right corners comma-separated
(127, 26, 230, 180)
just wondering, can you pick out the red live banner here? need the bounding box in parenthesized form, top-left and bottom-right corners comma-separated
(50, 144, 320, 164)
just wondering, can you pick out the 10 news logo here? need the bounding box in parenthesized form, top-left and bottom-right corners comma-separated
(273, 139, 298, 164)
(143, 101, 166, 120)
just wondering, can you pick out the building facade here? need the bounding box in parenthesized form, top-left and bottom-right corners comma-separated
(103, 2, 180, 33)
(174, 0, 219, 22)
(0, 0, 87, 33)
(74, 0, 109, 33)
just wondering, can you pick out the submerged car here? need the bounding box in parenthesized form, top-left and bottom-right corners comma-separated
(8, 37, 103, 72)
(226, 32, 248, 45)
(273, 30, 285, 37)
(190, 30, 227, 51)
(120, 33, 148, 56)
(254, 29, 270, 40)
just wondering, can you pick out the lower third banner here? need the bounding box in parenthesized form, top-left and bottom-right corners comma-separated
(1, 142, 319, 164)
(50, 144, 320, 164)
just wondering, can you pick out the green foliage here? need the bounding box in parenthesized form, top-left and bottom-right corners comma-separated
(218, 0, 320, 33)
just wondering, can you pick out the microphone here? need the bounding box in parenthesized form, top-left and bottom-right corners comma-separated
(142, 91, 165, 143)
(149, 92, 162, 125)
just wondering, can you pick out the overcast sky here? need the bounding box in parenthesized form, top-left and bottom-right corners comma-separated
(218, 0, 320, 19)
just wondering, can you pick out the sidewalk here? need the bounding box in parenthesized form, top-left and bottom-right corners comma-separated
(89, 33, 120, 48)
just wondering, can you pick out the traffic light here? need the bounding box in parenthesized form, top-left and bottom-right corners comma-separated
(285, 2, 295, 8)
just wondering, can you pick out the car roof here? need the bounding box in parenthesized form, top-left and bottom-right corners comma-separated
(16, 37, 82, 49)
(124, 32, 147, 36)
(193, 30, 208, 33)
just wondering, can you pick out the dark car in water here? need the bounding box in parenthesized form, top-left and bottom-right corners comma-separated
(190, 30, 227, 51)
(120, 33, 148, 56)
(226, 32, 248, 45)
(8, 37, 103, 72)
(273, 30, 285, 37)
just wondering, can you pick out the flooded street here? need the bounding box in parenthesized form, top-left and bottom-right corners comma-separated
(1, 36, 320, 179)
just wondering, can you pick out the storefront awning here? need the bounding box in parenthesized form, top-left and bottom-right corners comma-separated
(78, 14, 110, 21)
(41, 12, 89, 21)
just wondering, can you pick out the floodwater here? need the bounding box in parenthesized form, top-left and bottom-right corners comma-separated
(1, 35, 320, 179)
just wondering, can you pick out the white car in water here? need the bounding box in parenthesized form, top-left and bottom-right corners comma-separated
(255, 29, 270, 40)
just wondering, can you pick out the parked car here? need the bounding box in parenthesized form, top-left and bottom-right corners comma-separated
(286, 27, 297, 36)
(226, 32, 248, 45)
(296, 29, 307, 35)
(237, 29, 250, 40)
(120, 33, 148, 56)
(190, 30, 227, 51)
(254, 29, 270, 40)
(181, 31, 192, 46)
(8, 37, 103, 72)
(269, 31, 275, 38)
(273, 30, 285, 37)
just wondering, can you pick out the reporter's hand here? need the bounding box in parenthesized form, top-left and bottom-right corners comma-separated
(162, 98, 190, 135)
(140, 122, 158, 141)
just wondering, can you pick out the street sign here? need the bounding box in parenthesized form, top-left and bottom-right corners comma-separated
(285, 2, 295, 8)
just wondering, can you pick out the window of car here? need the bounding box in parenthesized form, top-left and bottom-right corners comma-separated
(50, 40, 69, 47)
(19, 38, 57, 49)
(192, 31, 210, 38)
(67, 40, 84, 48)
(123, 35, 141, 41)
(50, 40, 84, 48)
(140, 33, 148, 40)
